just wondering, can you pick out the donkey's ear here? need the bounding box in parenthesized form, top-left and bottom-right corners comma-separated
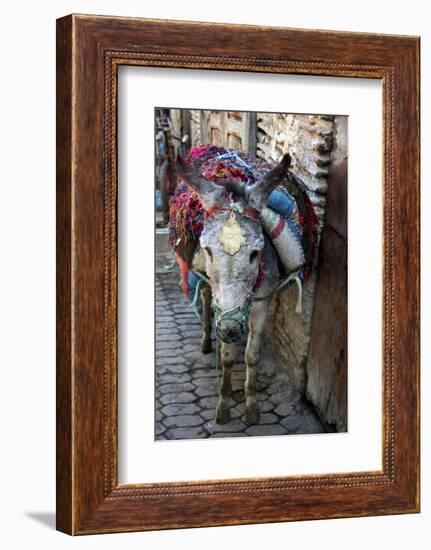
(176, 154, 227, 208)
(246, 153, 291, 211)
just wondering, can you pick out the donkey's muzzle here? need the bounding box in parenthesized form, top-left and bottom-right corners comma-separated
(213, 298, 252, 344)
(215, 314, 244, 343)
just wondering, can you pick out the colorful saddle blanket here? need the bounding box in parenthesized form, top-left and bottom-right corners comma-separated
(168, 145, 318, 300)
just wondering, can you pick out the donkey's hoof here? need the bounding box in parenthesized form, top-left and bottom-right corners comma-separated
(201, 337, 212, 354)
(245, 400, 260, 425)
(215, 400, 230, 424)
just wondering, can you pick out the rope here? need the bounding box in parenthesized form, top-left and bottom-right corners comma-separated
(189, 271, 210, 321)
(163, 259, 176, 270)
(290, 274, 303, 314)
(189, 278, 204, 321)
(253, 269, 303, 313)
(215, 337, 221, 398)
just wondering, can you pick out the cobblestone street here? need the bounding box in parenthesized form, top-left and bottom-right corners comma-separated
(155, 231, 324, 441)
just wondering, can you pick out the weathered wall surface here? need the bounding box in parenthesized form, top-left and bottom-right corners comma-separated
(190, 110, 201, 146)
(256, 113, 333, 230)
(199, 110, 256, 153)
(256, 113, 334, 393)
(256, 114, 347, 431)
(305, 117, 348, 431)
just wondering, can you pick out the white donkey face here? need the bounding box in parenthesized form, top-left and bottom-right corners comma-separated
(200, 211, 264, 309)
(199, 211, 264, 343)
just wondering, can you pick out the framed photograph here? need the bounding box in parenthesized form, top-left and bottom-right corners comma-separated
(56, 14, 420, 534)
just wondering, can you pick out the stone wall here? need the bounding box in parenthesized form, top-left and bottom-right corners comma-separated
(256, 113, 333, 231)
(304, 117, 348, 431)
(255, 113, 347, 431)
(256, 114, 335, 394)
(190, 110, 202, 147)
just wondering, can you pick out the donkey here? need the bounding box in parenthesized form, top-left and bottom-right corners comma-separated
(175, 152, 307, 425)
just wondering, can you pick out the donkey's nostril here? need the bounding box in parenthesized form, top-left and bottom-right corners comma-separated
(213, 298, 252, 343)
(216, 325, 242, 343)
(215, 315, 245, 343)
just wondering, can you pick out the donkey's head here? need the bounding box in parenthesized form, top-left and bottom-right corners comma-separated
(177, 153, 291, 343)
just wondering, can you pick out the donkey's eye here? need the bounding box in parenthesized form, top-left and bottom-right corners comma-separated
(250, 250, 259, 263)
(205, 247, 213, 261)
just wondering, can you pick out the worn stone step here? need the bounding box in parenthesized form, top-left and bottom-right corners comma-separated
(165, 426, 209, 440)
(161, 403, 202, 417)
(163, 415, 204, 429)
(159, 391, 198, 406)
(246, 424, 288, 437)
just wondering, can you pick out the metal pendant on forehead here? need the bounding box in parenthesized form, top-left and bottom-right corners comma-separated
(219, 212, 245, 255)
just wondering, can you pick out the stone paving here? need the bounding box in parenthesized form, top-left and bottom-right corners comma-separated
(155, 232, 324, 441)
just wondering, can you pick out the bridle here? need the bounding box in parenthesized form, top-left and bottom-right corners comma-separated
(193, 265, 303, 344)
(212, 295, 253, 344)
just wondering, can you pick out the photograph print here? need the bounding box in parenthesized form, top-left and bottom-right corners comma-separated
(155, 108, 347, 441)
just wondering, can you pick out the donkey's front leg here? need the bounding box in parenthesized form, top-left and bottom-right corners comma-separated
(245, 300, 270, 424)
(200, 283, 212, 354)
(215, 342, 236, 424)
